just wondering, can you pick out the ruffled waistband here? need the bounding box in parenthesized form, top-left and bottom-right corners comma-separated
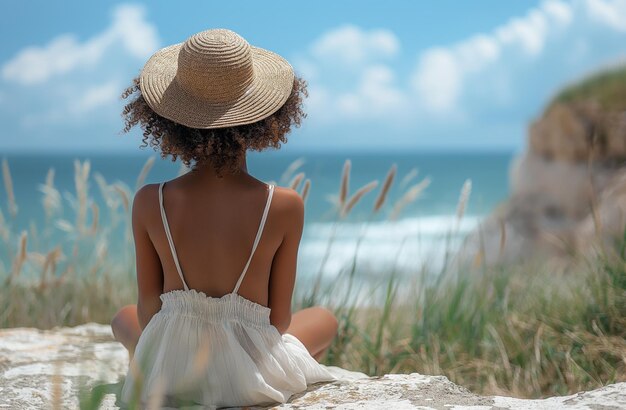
(159, 289, 272, 328)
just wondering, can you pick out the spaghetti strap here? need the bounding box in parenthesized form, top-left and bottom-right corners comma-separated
(159, 182, 190, 291)
(232, 183, 274, 294)
(122, 181, 351, 408)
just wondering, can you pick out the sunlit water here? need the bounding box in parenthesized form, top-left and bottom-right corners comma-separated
(3, 150, 514, 281)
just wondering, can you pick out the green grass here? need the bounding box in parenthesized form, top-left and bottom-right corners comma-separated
(1, 156, 625, 406)
(549, 64, 626, 111)
(323, 245, 626, 397)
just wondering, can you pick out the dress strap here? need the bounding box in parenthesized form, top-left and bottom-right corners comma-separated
(158, 182, 189, 291)
(232, 184, 275, 294)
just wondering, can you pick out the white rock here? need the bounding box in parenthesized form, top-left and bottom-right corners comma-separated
(0, 323, 624, 409)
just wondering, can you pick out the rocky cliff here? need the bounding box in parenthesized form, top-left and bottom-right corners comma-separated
(457, 66, 626, 269)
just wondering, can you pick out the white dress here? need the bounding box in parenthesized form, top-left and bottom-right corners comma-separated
(120, 182, 366, 409)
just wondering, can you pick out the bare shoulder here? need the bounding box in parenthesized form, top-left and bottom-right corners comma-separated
(132, 183, 161, 224)
(270, 186, 304, 218)
(269, 186, 305, 246)
(269, 186, 305, 236)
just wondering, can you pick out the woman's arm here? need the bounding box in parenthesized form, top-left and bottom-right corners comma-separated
(268, 188, 305, 334)
(132, 184, 164, 330)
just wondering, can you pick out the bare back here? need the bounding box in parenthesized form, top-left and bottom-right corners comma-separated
(131, 170, 305, 332)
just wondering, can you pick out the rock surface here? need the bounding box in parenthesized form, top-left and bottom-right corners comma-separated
(529, 101, 626, 163)
(1, 323, 625, 409)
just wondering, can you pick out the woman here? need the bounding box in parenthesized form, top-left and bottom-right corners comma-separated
(111, 28, 363, 408)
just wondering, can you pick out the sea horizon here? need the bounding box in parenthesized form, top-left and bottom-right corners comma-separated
(1, 150, 513, 279)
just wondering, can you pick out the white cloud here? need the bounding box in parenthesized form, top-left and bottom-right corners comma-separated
(73, 80, 121, 113)
(411, 49, 461, 113)
(303, 1, 586, 120)
(410, 0, 626, 114)
(306, 63, 408, 122)
(544, 0, 575, 24)
(456, 35, 500, 71)
(586, 0, 626, 30)
(109, 4, 160, 59)
(4, 1, 626, 151)
(0, 3, 161, 131)
(1, 4, 159, 86)
(337, 65, 407, 118)
(19, 80, 121, 129)
(292, 57, 319, 80)
(360, 66, 404, 107)
(494, 8, 553, 56)
(411, 0, 576, 113)
(294, 0, 626, 151)
(310, 25, 400, 66)
(298, 26, 405, 122)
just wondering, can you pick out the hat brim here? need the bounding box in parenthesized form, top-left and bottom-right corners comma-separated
(139, 43, 295, 129)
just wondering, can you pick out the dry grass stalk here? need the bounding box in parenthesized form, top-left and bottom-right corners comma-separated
(136, 156, 155, 190)
(339, 159, 351, 208)
(94, 173, 114, 209)
(25, 251, 47, 271)
(374, 164, 397, 212)
(55, 219, 74, 233)
(487, 324, 513, 379)
(400, 167, 418, 188)
(280, 157, 306, 185)
(389, 177, 431, 220)
(533, 323, 545, 366)
(56, 265, 72, 286)
(455, 179, 472, 231)
(288, 172, 305, 191)
(11, 230, 27, 279)
(0, 208, 8, 242)
(40, 246, 62, 289)
(45, 167, 54, 188)
(114, 184, 131, 212)
(301, 179, 311, 203)
(74, 160, 91, 234)
(29, 222, 39, 247)
(90, 203, 99, 235)
(456, 179, 472, 220)
(342, 181, 379, 217)
(40, 168, 61, 219)
(2, 158, 18, 218)
(498, 218, 507, 258)
(3, 153, 624, 400)
(473, 249, 484, 268)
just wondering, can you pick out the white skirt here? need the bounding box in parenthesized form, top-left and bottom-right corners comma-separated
(119, 289, 367, 409)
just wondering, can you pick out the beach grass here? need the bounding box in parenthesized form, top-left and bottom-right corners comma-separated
(1, 156, 625, 403)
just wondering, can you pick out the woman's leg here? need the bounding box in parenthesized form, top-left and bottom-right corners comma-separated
(111, 304, 142, 360)
(285, 306, 338, 361)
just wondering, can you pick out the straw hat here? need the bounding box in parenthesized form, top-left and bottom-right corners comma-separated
(139, 28, 295, 129)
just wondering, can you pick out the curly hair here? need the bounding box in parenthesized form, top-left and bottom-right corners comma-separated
(119, 75, 308, 176)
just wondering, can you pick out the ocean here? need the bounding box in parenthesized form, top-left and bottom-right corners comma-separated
(1, 150, 514, 280)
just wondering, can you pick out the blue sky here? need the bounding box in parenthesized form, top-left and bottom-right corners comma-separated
(1, 0, 625, 154)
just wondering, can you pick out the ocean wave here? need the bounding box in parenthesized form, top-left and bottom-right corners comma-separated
(297, 214, 482, 278)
